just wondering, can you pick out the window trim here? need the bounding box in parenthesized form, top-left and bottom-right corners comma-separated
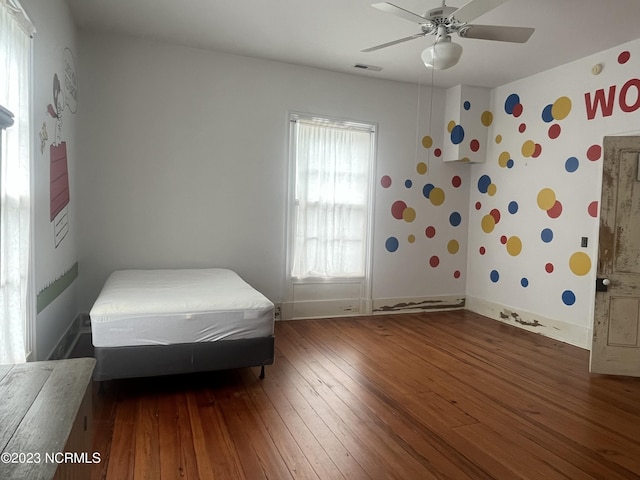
(283, 111, 377, 318)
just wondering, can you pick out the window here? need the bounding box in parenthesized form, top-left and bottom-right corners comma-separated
(290, 114, 375, 278)
(284, 113, 375, 319)
(0, 0, 35, 364)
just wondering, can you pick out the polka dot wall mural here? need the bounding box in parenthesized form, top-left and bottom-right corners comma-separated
(444, 89, 493, 163)
(380, 133, 466, 280)
(468, 44, 628, 312)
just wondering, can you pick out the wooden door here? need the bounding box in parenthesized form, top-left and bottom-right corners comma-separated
(591, 136, 640, 376)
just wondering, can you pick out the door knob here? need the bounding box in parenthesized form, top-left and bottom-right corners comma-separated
(596, 278, 610, 292)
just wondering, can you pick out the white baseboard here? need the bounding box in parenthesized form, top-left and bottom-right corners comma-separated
(466, 295, 591, 349)
(281, 298, 367, 320)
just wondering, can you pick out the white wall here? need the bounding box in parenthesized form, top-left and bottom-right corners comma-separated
(22, 0, 79, 359)
(76, 32, 470, 313)
(466, 39, 640, 348)
(74, 27, 640, 350)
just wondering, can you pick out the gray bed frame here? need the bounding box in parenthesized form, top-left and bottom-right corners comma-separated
(93, 335, 274, 382)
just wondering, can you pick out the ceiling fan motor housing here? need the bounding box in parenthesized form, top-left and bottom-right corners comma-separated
(425, 6, 457, 22)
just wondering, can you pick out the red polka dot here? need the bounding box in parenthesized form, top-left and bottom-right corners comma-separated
(391, 200, 407, 219)
(545, 263, 554, 273)
(548, 124, 561, 139)
(429, 256, 440, 268)
(518, 123, 526, 133)
(380, 175, 392, 188)
(547, 200, 563, 219)
(618, 51, 631, 64)
(425, 226, 436, 238)
(512, 103, 523, 117)
(532, 143, 542, 158)
(500, 235, 507, 245)
(434, 148, 442, 157)
(452, 175, 462, 188)
(588, 201, 599, 218)
(587, 144, 602, 161)
(475, 201, 482, 210)
(479, 246, 486, 255)
(453, 270, 461, 279)
(490, 208, 501, 224)
(470, 139, 480, 152)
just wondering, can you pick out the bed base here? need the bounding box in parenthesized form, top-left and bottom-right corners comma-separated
(93, 336, 274, 382)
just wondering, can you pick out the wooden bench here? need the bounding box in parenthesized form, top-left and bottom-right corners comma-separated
(0, 358, 95, 479)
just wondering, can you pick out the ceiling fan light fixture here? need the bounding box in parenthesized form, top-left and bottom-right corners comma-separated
(421, 36, 463, 70)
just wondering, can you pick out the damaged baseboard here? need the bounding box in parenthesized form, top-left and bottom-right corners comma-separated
(373, 295, 465, 315)
(465, 295, 591, 349)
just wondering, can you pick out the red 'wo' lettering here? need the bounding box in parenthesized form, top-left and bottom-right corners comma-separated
(619, 78, 640, 113)
(585, 86, 616, 120)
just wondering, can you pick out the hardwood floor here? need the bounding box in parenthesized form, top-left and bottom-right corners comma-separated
(91, 311, 640, 479)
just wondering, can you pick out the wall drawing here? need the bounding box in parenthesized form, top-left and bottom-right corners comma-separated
(43, 47, 77, 248)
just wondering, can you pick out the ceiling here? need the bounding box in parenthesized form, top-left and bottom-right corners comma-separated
(64, 0, 640, 88)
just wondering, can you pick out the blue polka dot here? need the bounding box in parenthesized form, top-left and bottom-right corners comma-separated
(463, 100, 471, 111)
(477, 175, 492, 193)
(508, 201, 519, 214)
(506, 159, 514, 169)
(565, 157, 579, 173)
(405, 179, 413, 188)
(521, 277, 529, 287)
(541, 104, 554, 123)
(449, 212, 462, 227)
(490, 270, 500, 283)
(541, 228, 553, 243)
(562, 290, 576, 306)
(385, 237, 399, 253)
(504, 94, 520, 114)
(423, 183, 435, 198)
(451, 125, 465, 145)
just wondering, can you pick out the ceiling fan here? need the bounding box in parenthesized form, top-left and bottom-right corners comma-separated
(363, 0, 535, 70)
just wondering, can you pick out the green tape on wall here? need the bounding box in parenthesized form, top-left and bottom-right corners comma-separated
(37, 262, 78, 313)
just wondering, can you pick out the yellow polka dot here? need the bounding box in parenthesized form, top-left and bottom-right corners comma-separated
(569, 252, 591, 276)
(521, 140, 536, 158)
(495, 134, 503, 144)
(447, 121, 456, 133)
(429, 187, 445, 206)
(422, 136, 433, 149)
(447, 239, 460, 254)
(506, 236, 522, 256)
(487, 184, 497, 196)
(416, 162, 428, 175)
(498, 151, 510, 168)
(481, 214, 496, 233)
(481, 111, 493, 127)
(403, 207, 416, 222)
(408, 234, 416, 243)
(537, 188, 556, 210)
(461, 157, 470, 163)
(552, 96, 572, 120)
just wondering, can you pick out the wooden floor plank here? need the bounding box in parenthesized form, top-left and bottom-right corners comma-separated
(92, 311, 640, 479)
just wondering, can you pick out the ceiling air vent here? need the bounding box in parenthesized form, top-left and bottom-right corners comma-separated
(354, 64, 383, 72)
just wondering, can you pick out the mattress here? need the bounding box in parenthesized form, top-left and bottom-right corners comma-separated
(90, 268, 274, 348)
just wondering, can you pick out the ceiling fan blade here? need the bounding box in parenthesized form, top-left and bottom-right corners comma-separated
(459, 24, 534, 43)
(371, 2, 430, 24)
(450, 0, 508, 24)
(362, 33, 426, 52)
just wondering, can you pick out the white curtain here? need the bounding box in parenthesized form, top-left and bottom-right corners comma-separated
(292, 119, 372, 278)
(0, 0, 34, 364)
